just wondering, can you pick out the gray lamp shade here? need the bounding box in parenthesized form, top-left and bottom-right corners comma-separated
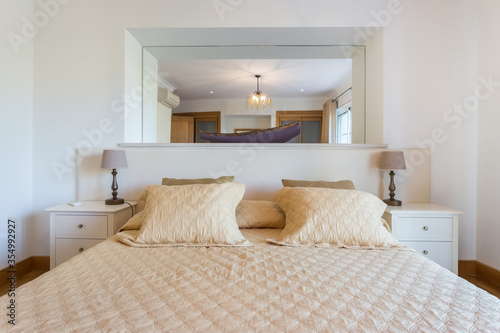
(101, 150, 128, 169)
(379, 151, 406, 170)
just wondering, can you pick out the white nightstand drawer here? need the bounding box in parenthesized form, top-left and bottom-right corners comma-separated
(385, 204, 461, 274)
(55, 238, 102, 266)
(55, 215, 108, 238)
(401, 241, 453, 271)
(48, 201, 137, 269)
(395, 217, 453, 241)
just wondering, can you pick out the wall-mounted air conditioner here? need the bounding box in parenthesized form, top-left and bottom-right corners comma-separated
(158, 87, 180, 108)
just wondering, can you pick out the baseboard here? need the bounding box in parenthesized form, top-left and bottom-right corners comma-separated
(458, 260, 476, 276)
(33, 256, 50, 271)
(476, 261, 500, 289)
(0, 256, 49, 287)
(459, 260, 500, 289)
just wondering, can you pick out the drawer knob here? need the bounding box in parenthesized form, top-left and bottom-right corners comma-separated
(423, 226, 429, 231)
(423, 250, 429, 255)
(79, 248, 84, 252)
(77, 224, 84, 229)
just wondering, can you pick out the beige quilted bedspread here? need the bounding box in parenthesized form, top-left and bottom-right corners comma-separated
(1, 229, 499, 332)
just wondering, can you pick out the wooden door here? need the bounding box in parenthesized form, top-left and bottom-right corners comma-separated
(172, 112, 221, 143)
(170, 115, 194, 143)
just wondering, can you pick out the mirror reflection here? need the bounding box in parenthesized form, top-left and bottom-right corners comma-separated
(142, 45, 365, 144)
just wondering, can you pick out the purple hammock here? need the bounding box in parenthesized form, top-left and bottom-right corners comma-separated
(199, 122, 300, 143)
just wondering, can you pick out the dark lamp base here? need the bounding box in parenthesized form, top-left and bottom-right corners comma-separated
(384, 199, 402, 206)
(105, 198, 124, 205)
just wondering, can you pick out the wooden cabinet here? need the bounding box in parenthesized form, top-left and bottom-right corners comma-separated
(46, 201, 136, 269)
(383, 203, 462, 274)
(276, 110, 323, 143)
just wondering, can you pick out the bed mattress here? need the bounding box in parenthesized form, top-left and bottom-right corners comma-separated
(1, 228, 499, 332)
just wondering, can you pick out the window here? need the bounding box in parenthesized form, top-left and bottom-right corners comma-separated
(336, 102, 352, 144)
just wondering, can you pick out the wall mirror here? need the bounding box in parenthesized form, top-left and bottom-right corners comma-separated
(143, 45, 365, 144)
(126, 27, 382, 145)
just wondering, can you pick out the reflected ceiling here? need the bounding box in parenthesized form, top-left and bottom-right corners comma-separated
(157, 58, 352, 100)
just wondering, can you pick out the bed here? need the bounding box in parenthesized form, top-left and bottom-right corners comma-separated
(2, 181, 500, 332)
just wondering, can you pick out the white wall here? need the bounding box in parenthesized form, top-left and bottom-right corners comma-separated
(32, 0, 127, 255)
(0, 0, 34, 266)
(351, 47, 365, 144)
(142, 49, 159, 143)
(477, 0, 500, 270)
(28, 0, 481, 263)
(156, 102, 172, 143)
(77, 147, 431, 206)
(365, 30, 384, 144)
(124, 30, 143, 143)
(382, 0, 478, 261)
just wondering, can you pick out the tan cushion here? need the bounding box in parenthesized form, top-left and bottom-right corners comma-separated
(161, 176, 234, 186)
(117, 183, 250, 247)
(236, 200, 285, 228)
(134, 176, 235, 213)
(269, 187, 399, 248)
(381, 218, 391, 232)
(281, 179, 356, 190)
(124, 199, 287, 231)
(119, 210, 144, 231)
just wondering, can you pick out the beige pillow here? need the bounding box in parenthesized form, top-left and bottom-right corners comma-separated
(117, 183, 251, 247)
(134, 176, 235, 213)
(281, 179, 356, 190)
(119, 210, 144, 231)
(161, 176, 234, 186)
(269, 187, 399, 248)
(236, 200, 285, 228)
(122, 199, 287, 232)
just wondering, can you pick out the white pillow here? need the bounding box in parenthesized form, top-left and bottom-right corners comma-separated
(235, 200, 285, 228)
(269, 187, 400, 249)
(117, 183, 251, 247)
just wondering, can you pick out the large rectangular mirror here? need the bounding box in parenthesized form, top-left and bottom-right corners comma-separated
(142, 44, 366, 144)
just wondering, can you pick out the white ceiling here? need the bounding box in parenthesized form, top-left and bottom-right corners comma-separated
(135, 28, 371, 102)
(157, 58, 352, 100)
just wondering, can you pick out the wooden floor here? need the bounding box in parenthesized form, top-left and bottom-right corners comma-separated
(461, 275, 500, 298)
(0, 270, 47, 297)
(1, 270, 499, 299)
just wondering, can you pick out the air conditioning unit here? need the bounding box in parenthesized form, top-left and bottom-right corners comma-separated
(158, 87, 180, 108)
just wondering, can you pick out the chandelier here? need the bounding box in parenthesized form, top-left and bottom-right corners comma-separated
(247, 75, 271, 109)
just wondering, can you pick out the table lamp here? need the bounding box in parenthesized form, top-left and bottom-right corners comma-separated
(101, 150, 128, 205)
(379, 151, 406, 206)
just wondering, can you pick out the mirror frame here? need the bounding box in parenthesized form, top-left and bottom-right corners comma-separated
(123, 27, 383, 145)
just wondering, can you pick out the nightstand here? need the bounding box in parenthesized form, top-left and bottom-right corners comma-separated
(383, 203, 462, 274)
(46, 201, 136, 269)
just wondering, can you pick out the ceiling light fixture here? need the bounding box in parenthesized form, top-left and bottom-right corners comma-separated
(247, 75, 271, 110)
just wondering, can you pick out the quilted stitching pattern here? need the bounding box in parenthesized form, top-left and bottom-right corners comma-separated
(117, 183, 250, 247)
(1, 229, 499, 332)
(272, 188, 399, 248)
(235, 200, 285, 228)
